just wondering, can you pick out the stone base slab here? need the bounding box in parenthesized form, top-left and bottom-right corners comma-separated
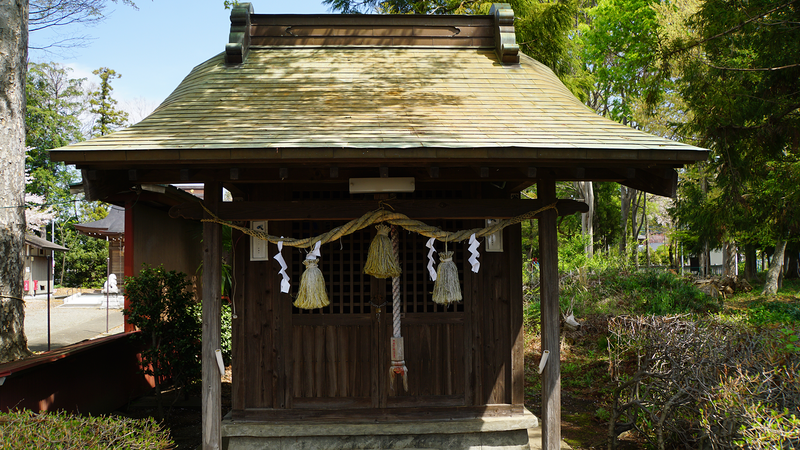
(222, 408, 538, 450)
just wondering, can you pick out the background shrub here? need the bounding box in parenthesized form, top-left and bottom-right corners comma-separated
(123, 264, 201, 418)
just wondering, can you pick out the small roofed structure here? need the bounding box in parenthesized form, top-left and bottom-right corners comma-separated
(24, 234, 68, 296)
(74, 205, 125, 285)
(51, 4, 707, 450)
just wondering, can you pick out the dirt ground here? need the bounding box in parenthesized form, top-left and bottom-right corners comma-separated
(114, 368, 232, 449)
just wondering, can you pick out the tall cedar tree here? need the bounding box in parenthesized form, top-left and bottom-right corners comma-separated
(89, 67, 128, 136)
(673, 0, 800, 293)
(0, 0, 31, 364)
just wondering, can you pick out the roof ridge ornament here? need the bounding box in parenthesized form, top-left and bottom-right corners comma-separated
(490, 3, 519, 65)
(225, 2, 253, 65)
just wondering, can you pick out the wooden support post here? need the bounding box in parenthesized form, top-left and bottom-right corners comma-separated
(124, 201, 135, 333)
(538, 178, 561, 449)
(202, 181, 222, 450)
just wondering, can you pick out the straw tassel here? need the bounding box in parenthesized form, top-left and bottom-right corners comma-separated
(432, 251, 462, 305)
(294, 244, 329, 309)
(364, 224, 401, 279)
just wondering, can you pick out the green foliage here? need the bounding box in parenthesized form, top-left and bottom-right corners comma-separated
(324, 0, 481, 14)
(56, 226, 109, 288)
(748, 302, 800, 326)
(220, 300, 234, 365)
(25, 62, 85, 171)
(668, 0, 800, 256)
(89, 67, 128, 136)
(592, 182, 622, 251)
(581, 0, 666, 121)
(24, 61, 84, 221)
(123, 265, 201, 409)
(559, 247, 717, 316)
(24, 61, 120, 288)
(0, 409, 173, 449)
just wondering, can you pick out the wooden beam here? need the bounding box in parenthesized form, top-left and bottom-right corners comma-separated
(169, 198, 589, 221)
(538, 178, 561, 449)
(202, 181, 222, 450)
(621, 168, 679, 198)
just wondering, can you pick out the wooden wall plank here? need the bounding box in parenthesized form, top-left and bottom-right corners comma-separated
(508, 224, 525, 406)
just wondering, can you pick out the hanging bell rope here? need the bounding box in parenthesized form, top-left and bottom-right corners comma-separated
(389, 225, 409, 392)
(199, 201, 558, 248)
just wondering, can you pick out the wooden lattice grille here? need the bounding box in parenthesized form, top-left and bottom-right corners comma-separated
(289, 220, 467, 315)
(290, 221, 372, 315)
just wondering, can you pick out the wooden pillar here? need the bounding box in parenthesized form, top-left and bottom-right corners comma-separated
(124, 201, 135, 333)
(538, 178, 561, 449)
(202, 182, 222, 450)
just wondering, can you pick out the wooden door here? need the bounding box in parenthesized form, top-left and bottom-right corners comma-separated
(289, 222, 375, 409)
(287, 220, 469, 410)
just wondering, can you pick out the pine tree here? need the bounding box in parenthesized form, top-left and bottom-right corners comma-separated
(89, 67, 128, 137)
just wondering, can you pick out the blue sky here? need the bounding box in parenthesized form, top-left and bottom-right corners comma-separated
(30, 1, 331, 121)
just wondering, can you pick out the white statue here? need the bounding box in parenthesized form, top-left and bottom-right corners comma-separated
(101, 273, 118, 294)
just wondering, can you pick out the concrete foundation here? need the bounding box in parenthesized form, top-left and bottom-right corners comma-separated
(222, 409, 538, 450)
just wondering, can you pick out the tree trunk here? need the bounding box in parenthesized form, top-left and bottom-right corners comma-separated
(699, 241, 709, 278)
(619, 186, 635, 256)
(785, 247, 798, 279)
(723, 242, 737, 277)
(577, 181, 594, 258)
(631, 191, 645, 268)
(762, 240, 787, 296)
(0, 0, 30, 363)
(744, 243, 757, 281)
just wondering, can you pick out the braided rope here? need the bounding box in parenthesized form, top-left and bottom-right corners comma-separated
(199, 201, 558, 249)
(391, 226, 401, 338)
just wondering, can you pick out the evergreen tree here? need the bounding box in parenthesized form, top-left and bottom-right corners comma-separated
(670, 0, 800, 293)
(89, 67, 128, 136)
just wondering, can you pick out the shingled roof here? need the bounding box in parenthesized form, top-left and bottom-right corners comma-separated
(50, 3, 706, 197)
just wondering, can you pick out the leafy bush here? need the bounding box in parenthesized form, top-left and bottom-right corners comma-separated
(524, 243, 716, 327)
(123, 264, 201, 417)
(0, 409, 173, 449)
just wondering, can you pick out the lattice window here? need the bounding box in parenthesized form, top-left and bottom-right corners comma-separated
(289, 189, 469, 316)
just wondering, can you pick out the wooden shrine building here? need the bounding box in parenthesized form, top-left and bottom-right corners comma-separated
(51, 4, 707, 449)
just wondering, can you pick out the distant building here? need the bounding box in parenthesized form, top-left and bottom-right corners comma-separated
(74, 205, 125, 285)
(24, 234, 68, 295)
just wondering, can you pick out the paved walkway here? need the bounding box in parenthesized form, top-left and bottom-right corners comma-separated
(24, 295, 124, 352)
